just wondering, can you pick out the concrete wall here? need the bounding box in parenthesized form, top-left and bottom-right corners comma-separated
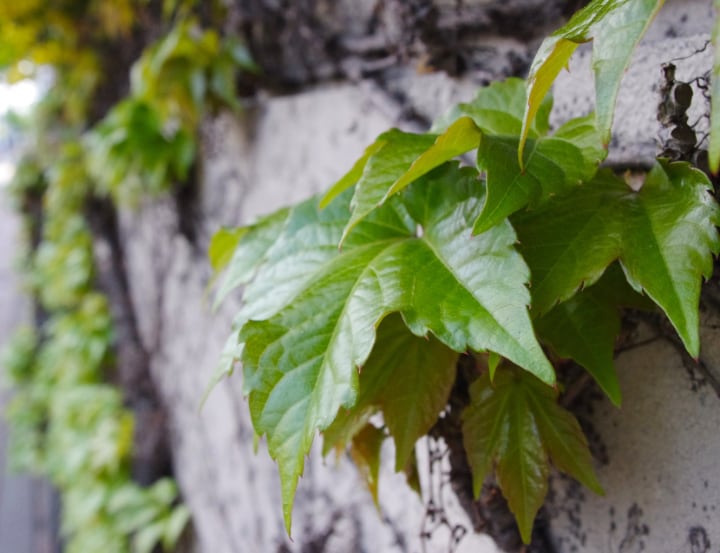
(116, 0, 720, 551)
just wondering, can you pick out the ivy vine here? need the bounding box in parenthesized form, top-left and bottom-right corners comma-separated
(211, 0, 720, 544)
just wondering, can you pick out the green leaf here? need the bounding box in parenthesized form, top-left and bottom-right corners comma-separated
(452, 77, 553, 137)
(237, 190, 355, 333)
(327, 79, 559, 238)
(384, 117, 482, 200)
(208, 227, 246, 272)
(487, 351, 501, 381)
(514, 161, 720, 356)
(322, 403, 376, 460)
(338, 130, 436, 244)
(520, 0, 664, 159)
(239, 164, 553, 532)
(349, 423, 386, 507)
(320, 137, 389, 208)
(536, 263, 656, 406)
(323, 314, 458, 471)
(162, 505, 191, 551)
(213, 207, 291, 307)
(134, 521, 165, 553)
(369, 317, 458, 470)
(535, 266, 619, 405)
(201, 331, 244, 406)
(474, 116, 603, 233)
(463, 367, 602, 543)
(403, 452, 423, 497)
(710, 0, 720, 173)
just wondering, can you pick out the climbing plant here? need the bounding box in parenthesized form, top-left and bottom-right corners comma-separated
(211, 0, 720, 544)
(2, 0, 253, 551)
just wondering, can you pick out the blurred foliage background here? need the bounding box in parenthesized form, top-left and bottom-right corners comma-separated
(1, 0, 255, 550)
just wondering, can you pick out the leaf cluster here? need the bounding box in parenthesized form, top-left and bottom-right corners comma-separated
(2, 289, 188, 553)
(0, 7, 242, 549)
(213, 71, 719, 541)
(86, 19, 255, 204)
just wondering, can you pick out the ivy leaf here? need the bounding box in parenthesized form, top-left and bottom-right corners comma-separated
(369, 317, 457, 471)
(514, 161, 720, 356)
(208, 227, 246, 272)
(552, 114, 608, 166)
(213, 207, 290, 308)
(474, 116, 603, 234)
(384, 117, 482, 201)
(383, 79, 555, 207)
(349, 423, 386, 507)
(217, 199, 354, 389)
(239, 164, 553, 531)
(403, 452, 423, 497)
(463, 367, 603, 543)
(323, 314, 458, 471)
(535, 264, 651, 406)
(318, 130, 435, 245)
(320, 137, 389, 208)
(520, 0, 664, 160)
(324, 79, 560, 239)
(449, 77, 553, 137)
(237, 190, 355, 327)
(536, 275, 622, 405)
(322, 403, 376, 460)
(710, 0, 720, 173)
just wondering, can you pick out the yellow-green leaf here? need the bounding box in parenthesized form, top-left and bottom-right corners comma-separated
(383, 117, 482, 201)
(520, 0, 664, 161)
(710, 0, 720, 173)
(349, 423, 386, 506)
(208, 227, 246, 272)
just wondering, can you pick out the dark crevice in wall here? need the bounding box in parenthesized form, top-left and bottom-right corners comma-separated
(85, 196, 173, 486)
(174, 171, 202, 251)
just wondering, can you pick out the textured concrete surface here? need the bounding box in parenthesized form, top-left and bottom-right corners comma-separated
(547, 330, 720, 553)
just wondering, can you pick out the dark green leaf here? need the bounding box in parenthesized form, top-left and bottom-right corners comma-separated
(368, 316, 458, 470)
(463, 367, 602, 543)
(536, 263, 656, 406)
(403, 452, 423, 497)
(474, 117, 603, 233)
(515, 161, 720, 356)
(536, 267, 621, 405)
